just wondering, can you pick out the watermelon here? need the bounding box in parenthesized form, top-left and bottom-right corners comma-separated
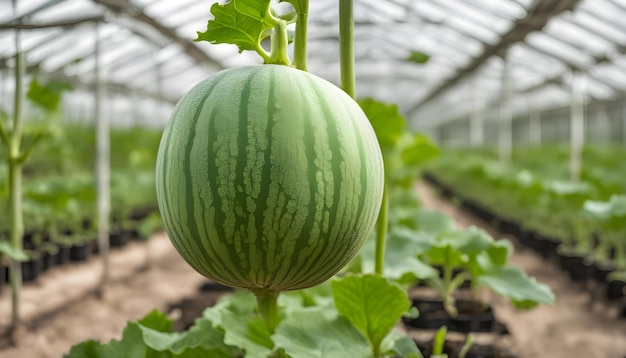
(156, 65, 384, 292)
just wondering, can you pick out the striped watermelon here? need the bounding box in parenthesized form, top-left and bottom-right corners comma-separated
(156, 65, 384, 292)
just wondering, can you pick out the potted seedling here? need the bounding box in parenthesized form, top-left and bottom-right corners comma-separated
(582, 196, 626, 300)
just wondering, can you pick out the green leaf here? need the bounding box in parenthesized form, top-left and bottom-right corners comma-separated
(486, 240, 512, 266)
(27, 78, 73, 112)
(358, 98, 406, 150)
(413, 209, 457, 235)
(98, 322, 154, 358)
(432, 326, 447, 356)
(138, 310, 173, 333)
(477, 266, 554, 309)
(381, 331, 423, 358)
(331, 273, 410, 354)
(441, 227, 493, 254)
(217, 308, 273, 358)
(139, 317, 238, 356)
(426, 244, 464, 268)
(0, 241, 29, 261)
(64, 341, 103, 358)
(383, 228, 437, 282)
(273, 307, 371, 358)
(196, 0, 277, 58)
(401, 133, 440, 166)
(406, 51, 430, 64)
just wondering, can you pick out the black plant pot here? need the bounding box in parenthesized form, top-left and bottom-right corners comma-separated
(569, 259, 596, 282)
(70, 242, 93, 262)
(558, 252, 583, 273)
(55, 245, 71, 266)
(519, 230, 537, 250)
(607, 280, 626, 300)
(403, 298, 450, 330)
(0, 265, 6, 286)
(22, 257, 44, 282)
(592, 262, 616, 283)
(463, 200, 494, 223)
(41, 251, 57, 271)
(403, 298, 505, 333)
(538, 237, 561, 260)
(110, 231, 130, 248)
(497, 219, 520, 236)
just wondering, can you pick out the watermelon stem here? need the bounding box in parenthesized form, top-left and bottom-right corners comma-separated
(255, 289, 280, 334)
(339, 0, 355, 98)
(374, 177, 388, 275)
(292, 0, 309, 71)
(268, 20, 291, 66)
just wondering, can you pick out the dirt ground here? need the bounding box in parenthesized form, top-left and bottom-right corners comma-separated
(416, 181, 626, 358)
(0, 233, 208, 358)
(0, 183, 625, 358)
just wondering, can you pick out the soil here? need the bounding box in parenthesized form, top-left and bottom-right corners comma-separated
(0, 233, 211, 358)
(416, 181, 626, 358)
(0, 183, 625, 358)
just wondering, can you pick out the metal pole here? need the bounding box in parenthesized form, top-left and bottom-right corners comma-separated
(569, 71, 585, 181)
(596, 105, 610, 144)
(155, 59, 164, 127)
(499, 50, 512, 166)
(470, 81, 484, 147)
(529, 106, 541, 146)
(95, 21, 110, 296)
(623, 102, 626, 148)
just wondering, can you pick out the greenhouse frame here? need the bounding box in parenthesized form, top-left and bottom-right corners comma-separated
(1, 0, 626, 357)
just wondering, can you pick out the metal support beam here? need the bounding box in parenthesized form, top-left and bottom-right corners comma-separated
(93, 0, 225, 70)
(0, 16, 104, 30)
(529, 106, 542, 145)
(499, 51, 513, 166)
(94, 21, 111, 296)
(570, 71, 585, 181)
(469, 82, 484, 147)
(408, 0, 581, 115)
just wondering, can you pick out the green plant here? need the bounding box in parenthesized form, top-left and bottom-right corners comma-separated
(582, 195, 626, 270)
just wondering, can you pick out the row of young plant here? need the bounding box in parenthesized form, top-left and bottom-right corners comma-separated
(65, 100, 553, 358)
(0, 124, 164, 284)
(426, 148, 626, 301)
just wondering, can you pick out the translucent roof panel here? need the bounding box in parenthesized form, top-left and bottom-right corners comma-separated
(0, 0, 625, 129)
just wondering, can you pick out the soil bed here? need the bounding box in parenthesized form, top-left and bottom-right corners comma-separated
(0, 233, 208, 358)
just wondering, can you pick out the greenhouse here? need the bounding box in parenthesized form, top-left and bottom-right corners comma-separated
(0, 0, 625, 357)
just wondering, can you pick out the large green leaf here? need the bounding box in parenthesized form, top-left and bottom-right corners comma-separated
(27, 78, 73, 112)
(273, 307, 371, 358)
(196, 0, 277, 54)
(477, 266, 554, 309)
(202, 293, 273, 358)
(358, 98, 406, 150)
(139, 317, 238, 356)
(381, 228, 437, 282)
(331, 274, 410, 354)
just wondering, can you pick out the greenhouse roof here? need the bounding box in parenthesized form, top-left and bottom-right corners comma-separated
(1, 0, 626, 128)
